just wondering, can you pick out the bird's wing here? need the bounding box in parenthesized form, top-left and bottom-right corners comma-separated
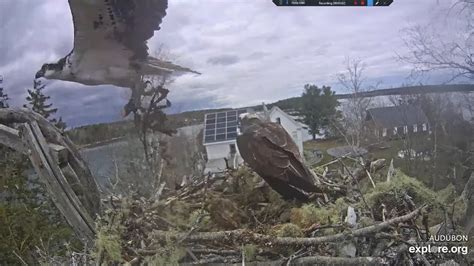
(237, 123, 315, 188)
(259, 122, 304, 162)
(69, 0, 167, 60)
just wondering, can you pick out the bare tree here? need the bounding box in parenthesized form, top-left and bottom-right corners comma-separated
(399, 0, 474, 82)
(125, 46, 177, 192)
(460, 93, 474, 121)
(337, 58, 379, 147)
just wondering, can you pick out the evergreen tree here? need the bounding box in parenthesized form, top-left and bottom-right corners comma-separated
(24, 80, 67, 130)
(24, 80, 57, 118)
(299, 84, 339, 140)
(1, 78, 75, 263)
(0, 88, 8, 109)
(0, 76, 8, 108)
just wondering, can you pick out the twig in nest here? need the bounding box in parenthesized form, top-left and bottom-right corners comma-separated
(189, 248, 240, 255)
(365, 169, 376, 188)
(178, 177, 209, 244)
(186, 248, 198, 262)
(285, 248, 308, 266)
(338, 158, 375, 219)
(12, 251, 28, 266)
(304, 223, 346, 236)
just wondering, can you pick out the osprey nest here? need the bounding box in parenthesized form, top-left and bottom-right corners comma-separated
(92, 163, 473, 265)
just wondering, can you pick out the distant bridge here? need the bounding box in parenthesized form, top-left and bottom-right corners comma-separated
(336, 84, 474, 99)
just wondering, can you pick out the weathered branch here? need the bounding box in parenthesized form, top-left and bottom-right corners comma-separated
(289, 255, 385, 265)
(0, 108, 100, 216)
(151, 207, 425, 246)
(180, 255, 385, 266)
(21, 121, 95, 245)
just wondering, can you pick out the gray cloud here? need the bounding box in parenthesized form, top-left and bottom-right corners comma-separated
(0, 0, 466, 127)
(207, 55, 240, 66)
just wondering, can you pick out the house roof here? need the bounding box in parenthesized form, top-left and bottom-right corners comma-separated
(366, 105, 429, 129)
(269, 106, 307, 129)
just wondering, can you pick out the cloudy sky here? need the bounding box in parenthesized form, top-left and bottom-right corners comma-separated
(0, 0, 466, 127)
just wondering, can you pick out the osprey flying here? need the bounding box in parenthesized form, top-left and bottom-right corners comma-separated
(237, 114, 319, 201)
(35, 0, 199, 89)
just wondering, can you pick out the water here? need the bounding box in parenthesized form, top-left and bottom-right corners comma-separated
(79, 124, 205, 191)
(79, 138, 144, 190)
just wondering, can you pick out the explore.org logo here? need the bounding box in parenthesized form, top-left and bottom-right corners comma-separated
(409, 235, 469, 255)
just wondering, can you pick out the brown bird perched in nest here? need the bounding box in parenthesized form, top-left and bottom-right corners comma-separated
(237, 113, 320, 201)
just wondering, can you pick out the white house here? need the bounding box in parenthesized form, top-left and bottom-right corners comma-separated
(268, 106, 307, 154)
(203, 107, 310, 173)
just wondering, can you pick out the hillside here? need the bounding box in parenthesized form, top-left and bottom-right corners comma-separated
(68, 84, 474, 146)
(67, 108, 231, 146)
(272, 84, 474, 109)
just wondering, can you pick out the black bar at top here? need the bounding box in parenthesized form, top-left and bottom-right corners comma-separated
(273, 0, 393, 6)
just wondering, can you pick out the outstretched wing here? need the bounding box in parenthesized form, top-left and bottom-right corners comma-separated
(69, 0, 167, 60)
(237, 123, 316, 192)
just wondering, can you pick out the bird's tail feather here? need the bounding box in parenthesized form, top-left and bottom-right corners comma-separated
(145, 57, 201, 75)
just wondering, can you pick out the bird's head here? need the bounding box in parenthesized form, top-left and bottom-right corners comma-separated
(239, 112, 263, 132)
(35, 63, 61, 80)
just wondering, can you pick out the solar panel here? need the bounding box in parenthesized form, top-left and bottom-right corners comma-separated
(204, 109, 247, 144)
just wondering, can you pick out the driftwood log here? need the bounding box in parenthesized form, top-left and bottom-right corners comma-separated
(0, 108, 100, 245)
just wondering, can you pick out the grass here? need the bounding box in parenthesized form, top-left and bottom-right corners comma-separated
(365, 136, 456, 189)
(303, 138, 346, 166)
(304, 136, 447, 188)
(304, 135, 462, 193)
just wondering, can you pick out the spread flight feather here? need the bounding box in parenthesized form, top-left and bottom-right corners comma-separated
(36, 0, 199, 88)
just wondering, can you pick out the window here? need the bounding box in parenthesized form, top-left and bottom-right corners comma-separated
(375, 129, 379, 136)
(382, 128, 387, 137)
(393, 127, 398, 135)
(276, 117, 281, 124)
(403, 125, 408, 134)
(413, 124, 418, 133)
(422, 123, 427, 131)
